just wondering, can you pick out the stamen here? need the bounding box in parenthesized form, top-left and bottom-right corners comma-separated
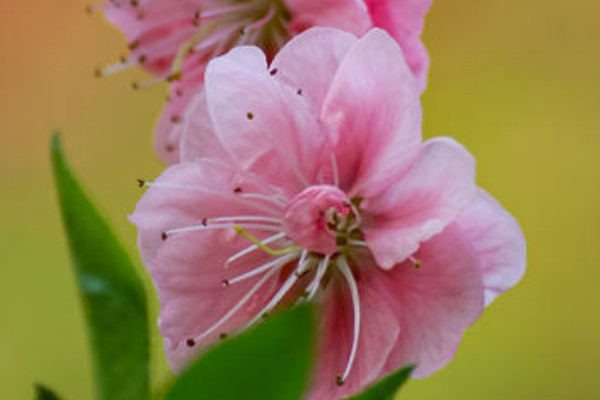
(242, 4, 276, 35)
(305, 255, 331, 301)
(165, 222, 283, 238)
(212, 216, 282, 225)
(96, 58, 137, 77)
(294, 249, 314, 278)
(234, 226, 300, 256)
(409, 256, 422, 269)
(85, 2, 103, 14)
(245, 264, 301, 328)
(226, 232, 287, 265)
(132, 76, 166, 90)
(337, 256, 361, 385)
(240, 193, 287, 208)
(347, 239, 367, 247)
(226, 252, 299, 286)
(345, 200, 362, 232)
(198, 3, 255, 20)
(191, 266, 282, 344)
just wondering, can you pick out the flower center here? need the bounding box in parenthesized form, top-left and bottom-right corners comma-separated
(172, 0, 292, 74)
(283, 185, 360, 255)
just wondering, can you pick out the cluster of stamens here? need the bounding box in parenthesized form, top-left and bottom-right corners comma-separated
(91, 0, 292, 95)
(138, 153, 376, 385)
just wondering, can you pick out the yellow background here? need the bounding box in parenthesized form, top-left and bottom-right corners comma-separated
(1, 0, 598, 399)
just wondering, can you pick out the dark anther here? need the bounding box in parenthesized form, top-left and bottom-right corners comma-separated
(186, 338, 196, 347)
(270, 68, 278, 76)
(219, 333, 228, 340)
(94, 67, 102, 78)
(246, 111, 254, 120)
(161, 232, 169, 241)
(335, 376, 345, 386)
(297, 88, 303, 96)
(171, 115, 182, 123)
(193, 11, 201, 26)
(130, 0, 139, 7)
(343, 201, 352, 209)
(295, 270, 309, 278)
(201, 217, 208, 226)
(136, 179, 146, 188)
(176, 88, 184, 97)
(167, 71, 182, 82)
(234, 187, 243, 194)
(165, 144, 175, 152)
(128, 40, 140, 50)
(137, 54, 147, 64)
(131, 81, 140, 90)
(119, 55, 127, 63)
(221, 279, 230, 287)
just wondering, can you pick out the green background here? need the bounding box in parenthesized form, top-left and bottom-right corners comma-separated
(1, 0, 598, 398)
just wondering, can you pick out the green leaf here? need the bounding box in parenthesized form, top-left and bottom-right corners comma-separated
(346, 366, 414, 400)
(166, 304, 316, 400)
(35, 384, 63, 400)
(51, 133, 150, 400)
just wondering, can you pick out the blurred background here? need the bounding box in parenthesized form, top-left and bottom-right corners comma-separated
(1, 0, 598, 399)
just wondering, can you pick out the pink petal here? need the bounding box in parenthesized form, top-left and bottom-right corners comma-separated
(286, 0, 372, 36)
(205, 46, 328, 195)
(130, 160, 292, 371)
(455, 189, 527, 305)
(364, 0, 433, 91)
(308, 265, 401, 400)
(176, 90, 230, 163)
(321, 29, 422, 193)
(364, 138, 476, 269)
(270, 27, 357, 110)
(378, 225, 485, 378)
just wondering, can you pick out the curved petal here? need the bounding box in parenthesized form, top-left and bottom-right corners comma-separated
(321, 29, 422, 193)
(455, 189, 527, 305)
(154, 65, 206, 164)
(177, 90, 230, 163)
(364, 0, 433, 91)
(364, 137, 477, 269)
(308, 264, 400, 400)
(205, 46, 328, 194)
(286, 0, 372, 37)
(270, 27, 357, 110)
(378, 225, 485, 378)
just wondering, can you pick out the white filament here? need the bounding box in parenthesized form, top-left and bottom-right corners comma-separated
(337, 255, 361, 384)
(226, 232, 287, 265)
(227, 252, 299, 285)
(305, 254, 331, 301)
(165, 222, 282, 236)
(192, 265, 281, 343)
(244, 254, 312, 328)
(211, 215, 283, 225)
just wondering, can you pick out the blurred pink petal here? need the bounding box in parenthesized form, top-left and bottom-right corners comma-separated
(101, 0, 432, 162)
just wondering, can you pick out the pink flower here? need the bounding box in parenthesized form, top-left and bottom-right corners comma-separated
(98, 0, 432, 163)
(131, 28, 526, 400)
